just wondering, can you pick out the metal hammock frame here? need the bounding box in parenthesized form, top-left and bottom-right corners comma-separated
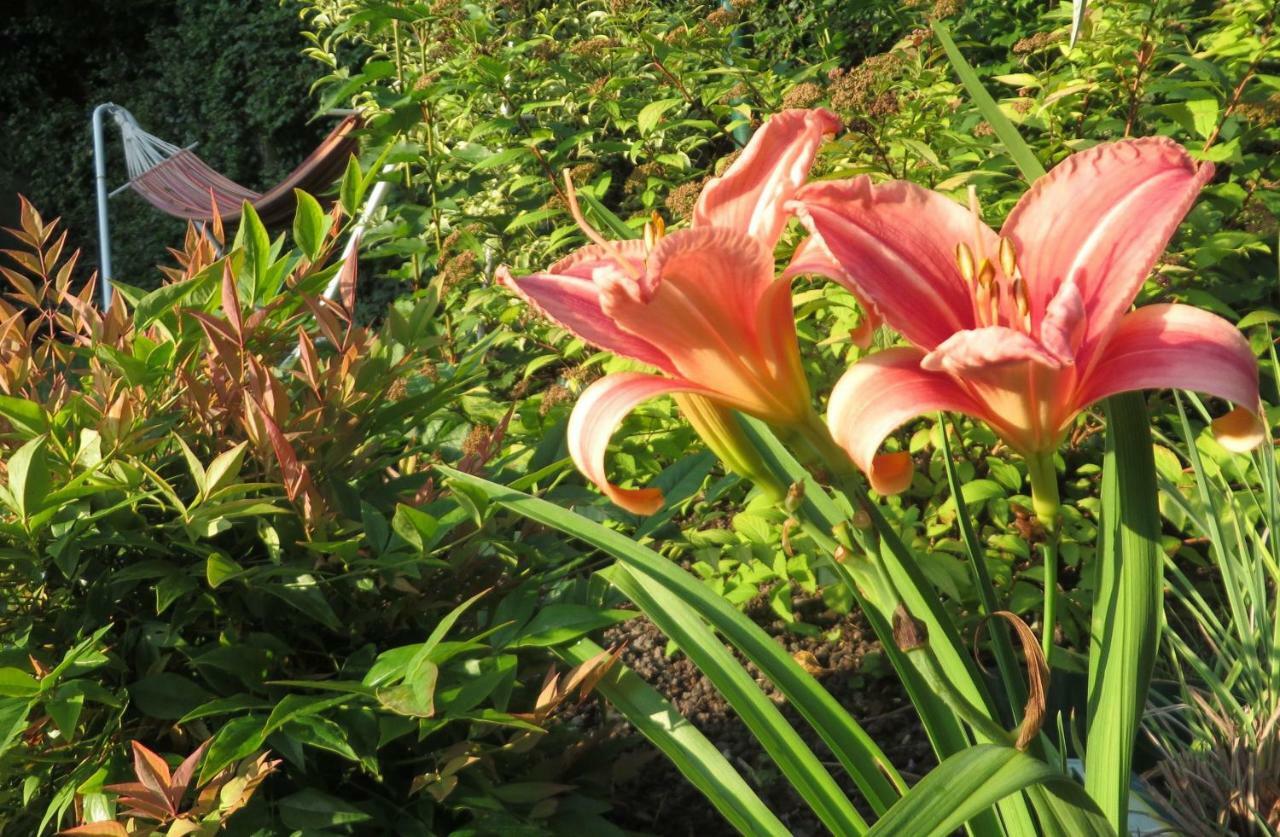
(91, 103, 362, 307)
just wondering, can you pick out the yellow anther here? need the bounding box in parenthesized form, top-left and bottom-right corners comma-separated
(976, 258, 996, 289)
(643, 211, 666, 252)
(955, 242, 976, 283)
(998, 236, 1018, 279)
(1012, 277, 1030, 318)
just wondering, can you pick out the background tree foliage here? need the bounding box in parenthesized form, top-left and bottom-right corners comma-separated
(0, 0, 326, 282)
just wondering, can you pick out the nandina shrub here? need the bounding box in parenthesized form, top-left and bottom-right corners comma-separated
(0, 195, 636, 834)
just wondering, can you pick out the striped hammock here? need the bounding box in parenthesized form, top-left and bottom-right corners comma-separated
(109, 106, 360, 227)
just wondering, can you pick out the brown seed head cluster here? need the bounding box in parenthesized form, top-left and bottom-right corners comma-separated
(828, 53, 904, 116)
(539, 384, 573, 416)
(782, 82, 825, 110)
(1011, 99, 1033, 114)
(867, 91, 900, 118)
(973, 121, 995, 137)
(438, 250, 479, 292)
(663, 25, 688, 44)
(1239, 200, 1279, 236)
(568, 162, 602, 184)
(664, 178, 706, 220)
(713, 148, 742, 176)
(462, 424, 492, 457)
(1012, 30, 1062, 55)
(706, 7, 737, 27)
(430, 0, 464, 19)
(586, 76, 611, 97)
(532, 40, 557, 62)
(570, 36, 617, 59)
(1236, 95, 1280, 128)
(625, 162, 666, 196)
(931, 0, 963, 18)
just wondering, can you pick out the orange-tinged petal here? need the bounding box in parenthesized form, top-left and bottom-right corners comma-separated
(789, 177, 991, 350)
(496, 260, 677, 375)
(1001, 137, 1214, 357)
(605, 227, 809, 422)
(1074, 304, 1263, 449)
(567, 372, 717, 514)
(1212, 406, 1267, 453)
(869, 452, 914, 495)
(694, 108, 841, 247)
(827, 347, 989, 494)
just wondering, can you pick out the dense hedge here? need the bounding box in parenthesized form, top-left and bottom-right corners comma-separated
(0, 0, 325, 283)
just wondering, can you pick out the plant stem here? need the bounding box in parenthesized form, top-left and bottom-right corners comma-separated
(1040, 528, 1060, 664)
(1025, 452, 1062, 663)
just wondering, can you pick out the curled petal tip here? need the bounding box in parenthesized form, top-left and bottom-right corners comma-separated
(869, 452, 914, 495)
(605, 486, 666, 516)
(1212, 404, 1267, 453)
(850, 317, 875, 349)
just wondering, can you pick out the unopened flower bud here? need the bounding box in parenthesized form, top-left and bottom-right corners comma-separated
(784, 480, 805, 514)
(892, 604, 928, 652)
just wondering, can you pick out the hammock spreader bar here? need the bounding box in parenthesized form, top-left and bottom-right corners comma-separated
(92, 103, 360, 307)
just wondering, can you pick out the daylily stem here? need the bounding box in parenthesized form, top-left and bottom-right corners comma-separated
(1025, 453, 1062, 663)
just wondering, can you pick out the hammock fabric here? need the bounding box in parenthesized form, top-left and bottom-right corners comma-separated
(116, 109, 360, 227)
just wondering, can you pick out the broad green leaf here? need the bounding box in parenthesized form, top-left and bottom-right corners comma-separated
(292, 189, 328, 261)
(199, 716, 266, 785)
(339, 155, 364, 217)
(0, 667, 40, 698)
(509, 605, 634, 647)
(867, 745, 1112, 837)
(238, 201, 271, 304)
(1085, 394, 1163, 830)
(205, 552, 243, 589)
(637, 97, 684, 135)
(0, 395, 47, 437)
(7, 436, 50, 522)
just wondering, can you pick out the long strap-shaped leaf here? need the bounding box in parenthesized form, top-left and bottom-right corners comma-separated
(736, 417, 1041, 837)
(604, 565, 865, 834)
(557, 638, 788, 836)
(867, 744, 1113, 837)
(932, 20, 1048, 183)
(438, 467, 904, 814)
(1085, 393, 1163, 830)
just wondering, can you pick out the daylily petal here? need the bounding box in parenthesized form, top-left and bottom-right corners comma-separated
(1075, 304, 1264, 450)
(789, 177, 993, 350)
(567, 372, 716, 514)
(827, 347, 989, 494)
(694, 108, 842, 247)
(1001, 137, 1215, 352)
(921, 326, 1074, 454)
(496, 262, 678, 375)
(1037, 278, 1085, 364)
(921, 326, 1065, 376)
(604, 227, 809, 422)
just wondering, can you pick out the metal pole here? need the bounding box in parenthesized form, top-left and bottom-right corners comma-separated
(92, 103, 116, 309)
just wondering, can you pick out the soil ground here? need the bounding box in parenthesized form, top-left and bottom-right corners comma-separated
(578, 595, 936, 836)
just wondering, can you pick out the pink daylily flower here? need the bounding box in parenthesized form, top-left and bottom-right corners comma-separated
(788, 137, 1265, 497)
(498, 109, 842, 513)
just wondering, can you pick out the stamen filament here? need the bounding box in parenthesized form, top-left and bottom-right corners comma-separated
(564, 172, 642, 280)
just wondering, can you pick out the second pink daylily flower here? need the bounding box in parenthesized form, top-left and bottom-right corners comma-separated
(499, 109, 842, 513)
(789, 137, 1265, 507)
